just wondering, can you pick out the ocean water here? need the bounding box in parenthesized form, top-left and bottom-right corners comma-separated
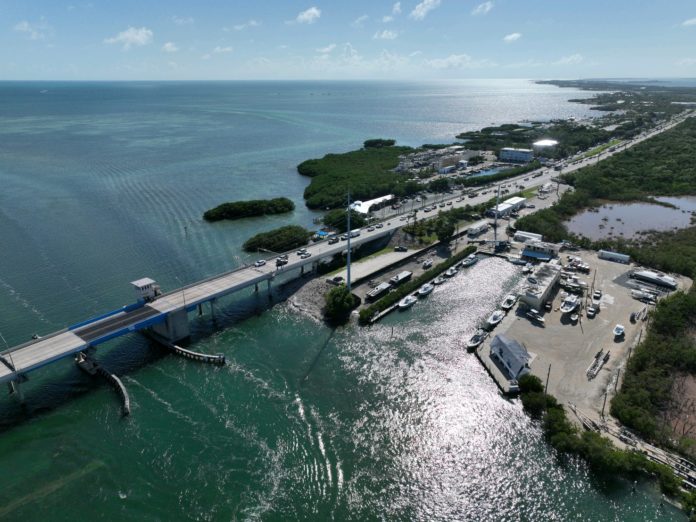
(0, 81, 684, 520)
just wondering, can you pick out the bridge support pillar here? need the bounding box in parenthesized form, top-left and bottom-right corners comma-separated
(300, 265, 305, 276)
(9, 379, 25, 404)
(151, 309, 190, 343)
(267, 279, 272, 301)
(198, 304, 203, 317)
(255, 282, 259, 292)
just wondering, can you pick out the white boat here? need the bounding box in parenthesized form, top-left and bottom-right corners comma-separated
(522, 263, 534, 274)
(422, 258, 433, 269)
(433, 275, 447, 285)
(613, 324, 625, 337)
(460, 254, 479, 268)
(559, 294, 580, 314)
(417, 283, 434, 297)
(509, 257, 527, 265)
(398, 295, 418, 310)
(486, 310, 505, 329)
(631, 269, 677, 290)
(466, 329, 487, 351)
(526, 309, 545, 324)
(501, 294, 517, 311)
(444, 267, 458, 278)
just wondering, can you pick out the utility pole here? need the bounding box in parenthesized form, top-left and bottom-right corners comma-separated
(601, 391, 608, 419)
(544, 363, 551, 395)
(346, 192, 352, 293)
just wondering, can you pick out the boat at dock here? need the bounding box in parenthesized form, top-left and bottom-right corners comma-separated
(398, 295, 417, 310)
(433, 275, 447, 285)
(460, 254, 479, 268)
(560, 294, 580, 314)
(417, 283, 434, 297)
(444, 267, 458, 278)
(501, 294, 517, 311)
(466, 329, 487, 351)
(526, 309, 545, 324)
(486, 310, 505, 329)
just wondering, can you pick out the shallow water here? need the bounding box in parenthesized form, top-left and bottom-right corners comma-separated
(567, 196, 696, 240)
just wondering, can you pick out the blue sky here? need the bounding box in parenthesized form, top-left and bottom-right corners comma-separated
(2, 1, 696, 80)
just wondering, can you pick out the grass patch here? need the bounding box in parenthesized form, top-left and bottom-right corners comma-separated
(582, 139, 622, 159)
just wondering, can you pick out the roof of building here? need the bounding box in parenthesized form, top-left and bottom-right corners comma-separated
(533, 139, 559, 147)
(491, 335, 529, 363)
(350, 194, 394, 214)
(522, 249, 552, 261)
(501, 147, 534, 153)
(131, 277, 156, 288)
(503, 196, 526, 205)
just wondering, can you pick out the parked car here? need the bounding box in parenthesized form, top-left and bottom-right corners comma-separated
(394, 245, 408, 252)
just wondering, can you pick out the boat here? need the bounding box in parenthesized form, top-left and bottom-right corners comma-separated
(466, 329, 487, 351)
(417, 283, 434, 297)
(509, 257, 527, 265)
(460, 254, 479, 268)
(630, 269, 677, 290)
(559, 294, 580, 314)
(501, 294, 517, 311)
(522, 263, 534, 274)
(433, 275, 447, 285)
(444, 267, 458, 278)
(526, 309, 545, 324)
(486, 310, 505, 329)
(422, 258, 433, 270)
(398, 295, 418, 310)
(613, 324, 625, 338)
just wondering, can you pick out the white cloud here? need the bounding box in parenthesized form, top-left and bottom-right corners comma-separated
(426, 53, 496, 69)
(232, 19, 260, 31)
(352, 14, 369, 27)
(317, 43, 336, 54)
(172, 16, 194, 26)
(472, 2, 494, 15)
(295, 7, 321, 24)
(14, 19, 49, 40)
(213, 46, 233, 54)
(682, 18, 696, 26)
(554, 53, 584, 65)
(162, 42, 178, 53)
(409, 50, 423, 57)
(392, 2, 402, 15)
(410, 0, 441, 20)
(676, 58, 696, 66)
(383, 16, 394, 23)
(374, 29, 398, 40)
(104, 26, 153, 50)
(503, 32, 522, 43)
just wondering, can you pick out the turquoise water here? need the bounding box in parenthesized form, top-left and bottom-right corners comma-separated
(0, 81, 684, 520)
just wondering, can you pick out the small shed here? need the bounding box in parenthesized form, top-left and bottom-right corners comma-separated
(490, 335, 531, 380)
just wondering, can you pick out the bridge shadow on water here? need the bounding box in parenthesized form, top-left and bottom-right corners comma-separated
(0, 273, 322, 433)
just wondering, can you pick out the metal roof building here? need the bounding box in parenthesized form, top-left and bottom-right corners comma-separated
(490, 335, 531, 380)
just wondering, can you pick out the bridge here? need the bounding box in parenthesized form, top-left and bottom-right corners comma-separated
(0, 224, 395, 390)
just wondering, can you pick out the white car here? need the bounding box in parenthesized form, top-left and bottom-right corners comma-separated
(254, 260, 266, 267)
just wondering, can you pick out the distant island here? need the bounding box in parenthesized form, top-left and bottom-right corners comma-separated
(242, 225, 311, 253)
(203, 197, 295, 222)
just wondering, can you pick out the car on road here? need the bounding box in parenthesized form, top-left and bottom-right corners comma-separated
(296, 248, 308, 255)
(367, 226, 375, 232)
(300, 252, 312, 259)
(527, 204, 536, 209)
(254, 260, 266, 267)
(394, 246, 408, 252)
(446, 201, 452, 206)
(375, 223, 384, 229)
(439, 203, 446, 208)
(399, 216, 407, 221)
(276, 258, 288, 266)
(424, 207, 432, 212)
(340, 234, 348, 241)
(328, 236, 339, 244)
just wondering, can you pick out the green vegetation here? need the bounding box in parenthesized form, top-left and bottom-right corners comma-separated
(358, 245, 476, 325)
(456, 121, 611, 159)
(297, 141, 414, 209)
(242, 225, 312, 253)
(363, 138, 396, 148)
(458, 161, 542, 188)
(581, 139, 622, 159)
(515, 117, 696, 244)
(518, 375, 683, 500)
(324, 285, 359, 324)
(611, 289, 696, 444)
(203, 197, 295, 221)
(322, 209, 367, 233)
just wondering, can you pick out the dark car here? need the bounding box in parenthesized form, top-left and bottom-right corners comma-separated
(394, 245, 408, 252)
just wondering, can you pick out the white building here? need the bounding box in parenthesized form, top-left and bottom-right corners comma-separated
(522, 241, 561, 261)
(350, 195, 394, 214)
(488, 202, 514, 218)
(532, 139, 559, 153)
(514, 231, 543, 243)
(503, 196, 527, 210)
(500, 148, 534, 163)
(490, 335, 531, 380)
(519, 263, 562, 310)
